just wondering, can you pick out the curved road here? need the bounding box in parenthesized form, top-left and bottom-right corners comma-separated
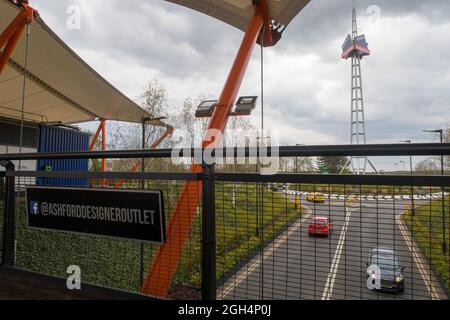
(219, 194, 448, 300)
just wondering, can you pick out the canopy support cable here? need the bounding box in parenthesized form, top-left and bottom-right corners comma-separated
(18, 20, 31, 170)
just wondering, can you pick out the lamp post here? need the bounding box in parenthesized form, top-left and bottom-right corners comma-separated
(400, 140, 415, 215)
(399, 160, 406, 172)
(141, 117, 167, 179)
(294, 144, 306, 211)
(140, 116, 166, 285)
(422, 129, 446, 254)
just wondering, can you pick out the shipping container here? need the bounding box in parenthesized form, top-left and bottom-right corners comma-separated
(37, 125, 89, 187)
(0, 118, 39, 187)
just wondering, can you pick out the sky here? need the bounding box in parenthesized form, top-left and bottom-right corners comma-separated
(28, 0, 450, 170)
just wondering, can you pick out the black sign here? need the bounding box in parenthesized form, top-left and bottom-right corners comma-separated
(26, 187, 165, 244)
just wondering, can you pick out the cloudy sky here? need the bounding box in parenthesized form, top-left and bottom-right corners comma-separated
(30, 0, 450, 169)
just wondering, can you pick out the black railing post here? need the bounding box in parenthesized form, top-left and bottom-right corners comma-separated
(201, 163, 216, 300)
(1, 161, 16, 266)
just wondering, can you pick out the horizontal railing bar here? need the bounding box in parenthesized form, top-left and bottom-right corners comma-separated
(5, 171, 201, 181)
(274, 143, 450, 157)
(0, 143, 449, 161)
(5, 170, 450, 187)
(214, 173, 450, 187)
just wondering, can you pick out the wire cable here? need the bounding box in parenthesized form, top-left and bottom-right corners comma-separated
(19, 20, 31, 167)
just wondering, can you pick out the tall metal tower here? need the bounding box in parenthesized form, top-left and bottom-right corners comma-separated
(340, 6, 377, 175)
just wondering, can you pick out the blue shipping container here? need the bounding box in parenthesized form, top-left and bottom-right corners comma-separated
(37, 126, 89, 187)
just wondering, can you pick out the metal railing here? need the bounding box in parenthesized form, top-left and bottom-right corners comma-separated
(0, 144, 449, 300)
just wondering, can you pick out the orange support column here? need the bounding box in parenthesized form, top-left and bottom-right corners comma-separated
(101, 119, 106, 172)
(141, 9, 264, 298)
(89, 119, 106, 171)
(89, 121, 103, 151)
(89, 119, 107, 185)
(0, 1, 35, 75)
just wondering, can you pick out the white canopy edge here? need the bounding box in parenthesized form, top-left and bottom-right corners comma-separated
(0, 0, 168, 128)
(165, 0, 310, 32)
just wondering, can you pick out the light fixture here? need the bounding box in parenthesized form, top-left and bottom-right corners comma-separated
(422, 129, 443, 134)
(233, 96, 258, 116)
(195, 100, 217, 118)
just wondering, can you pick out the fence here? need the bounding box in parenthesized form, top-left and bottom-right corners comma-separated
(0, 144, 449, 300)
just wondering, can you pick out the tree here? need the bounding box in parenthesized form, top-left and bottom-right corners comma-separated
(294, 157, 316, 173)
(316, 156, 348, 174)
(415, 158, 439, 175)
(109, 79, 172, 172)
(172, 95, 210, 149)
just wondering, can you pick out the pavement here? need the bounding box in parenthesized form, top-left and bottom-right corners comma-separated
(218, 191, 448, 300)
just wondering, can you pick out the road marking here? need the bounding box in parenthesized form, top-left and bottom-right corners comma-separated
(219, 205, 312, 299)
(396, 213, 445, 300)
(321, 207, 353, 300)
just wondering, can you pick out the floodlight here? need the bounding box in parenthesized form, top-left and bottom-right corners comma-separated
(233, 96, 258, 116)
(422, 129, 443, 134)
(195, 100, 217, 118)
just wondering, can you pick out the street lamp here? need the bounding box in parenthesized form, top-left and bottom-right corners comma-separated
(140, 116, 167, 285)
(422, 129, 446, 254)
(399, 160, 406, 172)
(234, 96, 258, 116)
(400, 140, 415, 215)
(141, 116, 167, 171)
(294, 144, 306, 212)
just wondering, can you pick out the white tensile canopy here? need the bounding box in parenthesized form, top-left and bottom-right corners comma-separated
(165, 0, 310, 32)
(0, 0, 166, 127)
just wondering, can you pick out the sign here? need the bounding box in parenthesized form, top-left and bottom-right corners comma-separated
(26, 186, 166, 244)
(355, 34, 369, 50)
(341, 34, 353, 51)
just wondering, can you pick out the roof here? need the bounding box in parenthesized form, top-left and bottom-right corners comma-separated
(165, 0, 310, 32)
(0, 0, 167, 127)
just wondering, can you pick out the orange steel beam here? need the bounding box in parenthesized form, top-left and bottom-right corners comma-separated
(141, 4, 266, 298)
(89, 119, 107, 181)
(89, 121, 103, 151)
(150, 126, 174, 149)
(0, 1, 35, 74)
(114, 126, 174, 189)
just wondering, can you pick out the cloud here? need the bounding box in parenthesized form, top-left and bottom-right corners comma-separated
(30, 0, 450, 155)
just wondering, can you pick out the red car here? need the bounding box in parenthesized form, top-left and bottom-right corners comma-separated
(308, 217, 333, 236)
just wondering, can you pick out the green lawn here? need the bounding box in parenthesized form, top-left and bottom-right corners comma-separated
(404, 196, 450, 290)
(0, 182, 300, 294)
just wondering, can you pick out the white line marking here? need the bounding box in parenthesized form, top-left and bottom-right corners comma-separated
(396, 213, 444, 300)
(219, 206, 311, 299)
(321, 207, 353, 300)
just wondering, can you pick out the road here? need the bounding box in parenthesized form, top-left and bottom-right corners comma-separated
(219, 193, 448, 300)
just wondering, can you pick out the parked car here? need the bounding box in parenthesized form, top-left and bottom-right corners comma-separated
(366, 248, 405, 293)
(308, 216, 333, 236)
(306, 192, 326, 203)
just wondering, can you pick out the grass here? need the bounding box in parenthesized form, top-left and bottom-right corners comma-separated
(404, 196, 450, 290)
(0, 181, 300, 293)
